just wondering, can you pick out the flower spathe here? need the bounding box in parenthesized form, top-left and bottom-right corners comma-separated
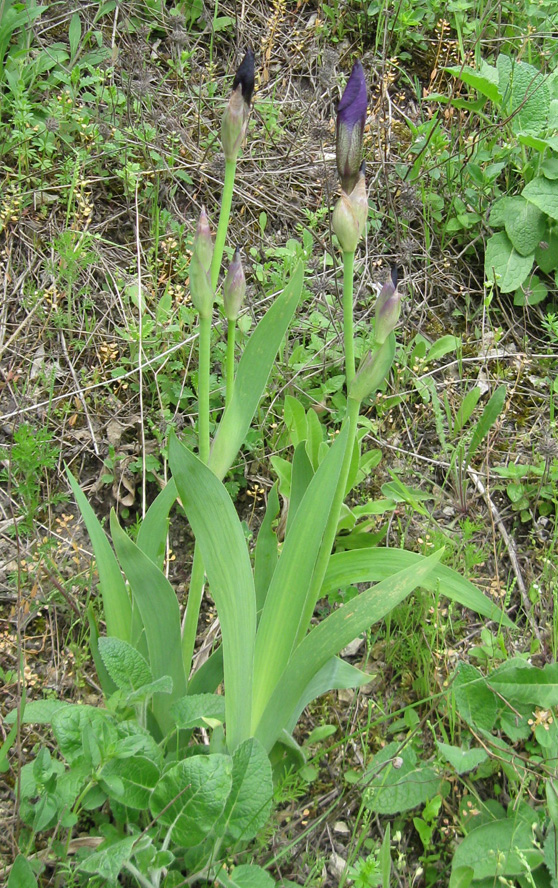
(223, 248, 246, 321)
(336, 61, 367, 194)
(332, 163, 368, 253)
(375, 266, 401, 344)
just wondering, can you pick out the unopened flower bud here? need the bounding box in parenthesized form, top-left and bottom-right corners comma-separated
(221, 49, 255, 162)
(332, 169, 368, 253)
(336, 62, 367, 194)
(193, 206, 213, 273)
(375, 267, 401, 344)
(190, 252, 214, 320)
(223, 248, 246, 321)
(349, 333, 396, 403)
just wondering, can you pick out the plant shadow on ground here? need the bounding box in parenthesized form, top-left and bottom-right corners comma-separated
(1, 0, 558, 886)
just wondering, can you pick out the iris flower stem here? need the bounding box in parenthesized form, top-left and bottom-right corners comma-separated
(225, 319, 236, 407)
(211, 159, 237, 291)
(182, 312, 211, 676)
(343, 250, 356, 387)
(295, 395, 361, 645)
(197, 314, 211, 464)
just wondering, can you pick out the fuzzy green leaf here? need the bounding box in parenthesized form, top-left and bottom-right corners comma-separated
(524, 176, 558, 221)
(171, 694, 226, 729)
(150, 755, 232, 847)
(219, 738, 273, 841)
(503, 197, 546, 256)
(485, 231, 533, 293)
(100, 755, 160, 809)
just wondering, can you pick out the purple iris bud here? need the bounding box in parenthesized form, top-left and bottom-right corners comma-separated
(232, 49, 255, 107)
(336, 61, 367, 194)
(223, 247, 246, 321)
(222, 49, 256, 162)
(375, 270, 402, 345)
(193, 206, 213, 273)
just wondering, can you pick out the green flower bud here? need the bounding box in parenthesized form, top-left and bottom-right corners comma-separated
(375, 267, 401, 344)
(193, 206, 213, 273)
(349, 333, 396, 403)
(223, 247, 246, 321)
(190, 252, 214, 320)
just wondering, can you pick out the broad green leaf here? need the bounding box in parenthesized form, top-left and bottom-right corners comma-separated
(287, 442, 314, 536)
(524, 176, 558, 221)
(7, 855, 38, 888)
(5, 698, 68, 726)
(285, 656, 372, 733)
(451, 813, 543, 879)
(100, 755, 159, 809)
(253, 425, 349, 726)
(68, 12, 81, 59)
(254, 484, 279, 614)
(445, 61, 500, 103)
(127, 676, 173, 705)
(452, 663, 498, 731)
(425, 335, 460, 362)
(171, 694, 226, 729)
(169, 434, 256, 750)
(535, 231, 558, 272)
(150, 755, 232, 847)
(503, 197, 546, 256)
(210, 262, 303, 480)
(136, 479, 177, 568)
(364, 742, 442, 814)
(449, 866, 474, 888)
(453, 387, 481, 436)
(79, 836, 137, 881)
(110, 512, 187, 734)
(490, 660, 558, 706)
(98, 636, 152, 692)
(436, 741, 488, 774)
(467, 384, 506, 462)
(322, 548, 513, 626)
(255, 552, 442, 750)
(219, 738, 273, 841)
(88, 604, 116, 696)
(67, 469, 132, 642)
(514, 275, 548, 306)
(284, 395, 308, 447)
(216, 864, 275, 888)
(269, 455, 292, 498)
(508, 60, 549, 134)
(305, 408, 324, 470)
(189, 647, 224, 696)
(485, 231, 533, 293)
(51, 705, 115, 764)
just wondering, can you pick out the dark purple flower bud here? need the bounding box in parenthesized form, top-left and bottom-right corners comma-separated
(336, 62, 368, 194)
(232, 49, 255, 107)
(222, 50, 255, 162)
(223, 247, 246, 321)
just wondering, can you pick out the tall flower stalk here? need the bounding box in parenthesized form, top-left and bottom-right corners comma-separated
(332, 61, 368, 388)
(211, 49, 255, 290)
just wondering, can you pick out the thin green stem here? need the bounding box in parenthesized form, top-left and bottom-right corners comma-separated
(211, 159, 237, 291)
(295, 396, 361, 644)
(225, 318, 236, 407)
(181, 544, 205, 677)
(197, 314, 211, 464)
(343, 250, 356, 387)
